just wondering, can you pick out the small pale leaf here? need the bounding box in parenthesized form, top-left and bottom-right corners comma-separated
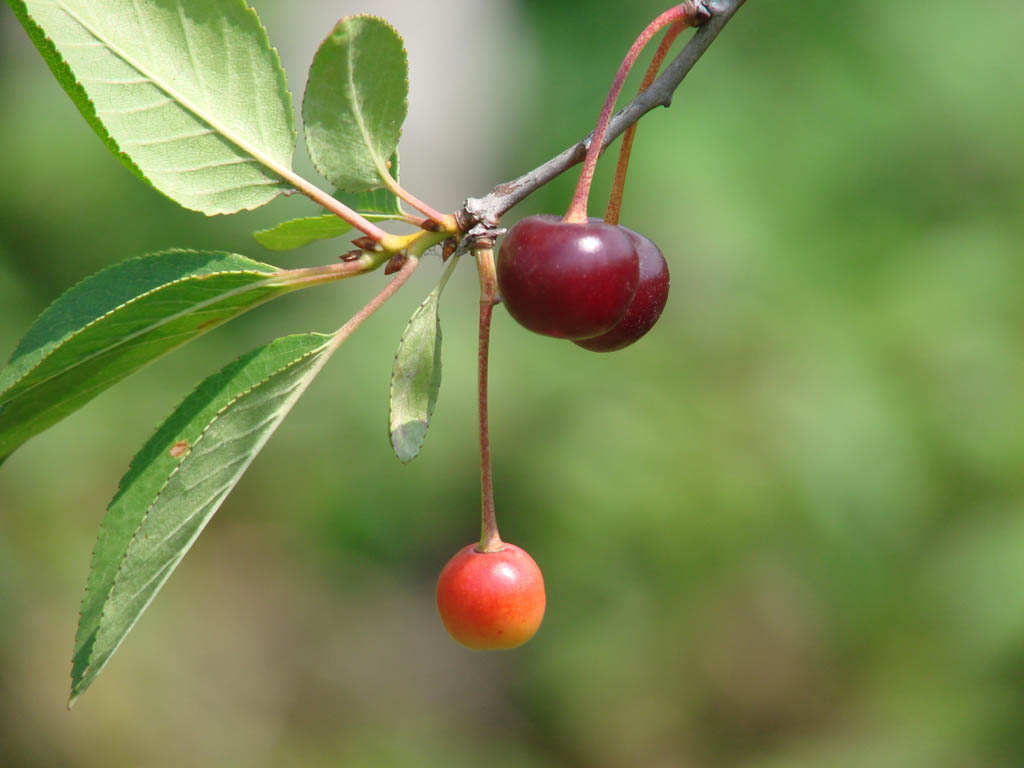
(7, 0, 296, 214)
(70, 332, 337, 704)
(389, 279, 449, 463)
(0, 250, 296, 464)
(253, 212, 400, 251)
(303, 15, 408, 192)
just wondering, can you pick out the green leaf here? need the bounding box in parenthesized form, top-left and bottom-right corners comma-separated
(254, 153, 403, 251)
(334, 151, 403, 216)
(303, 15, 408, 192)
(0, 250, 299, 464)
(253, 212, 398, 251)
(7, 0, 295, 215)
(388, 258, 457, 463)
(70, 332, 337, 705)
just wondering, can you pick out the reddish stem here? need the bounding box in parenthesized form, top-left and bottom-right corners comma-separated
(272, 166, 397, 245)
(475, 247, 502, 553)
(564, 3, 706, 224)
(605, 21, 686, 226)
(328, 255, 419, 350)
(380, 174, 457, 233)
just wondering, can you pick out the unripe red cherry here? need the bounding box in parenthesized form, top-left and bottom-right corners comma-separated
(497, 214, 639, 340)
(436, 542, 546, 650)
(574, 228, 669, 352)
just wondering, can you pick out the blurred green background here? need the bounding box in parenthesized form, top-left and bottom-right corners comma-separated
(2, 1, 1023, 765)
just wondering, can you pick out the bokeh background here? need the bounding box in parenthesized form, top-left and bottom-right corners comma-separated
(2, 1, 1023, 765)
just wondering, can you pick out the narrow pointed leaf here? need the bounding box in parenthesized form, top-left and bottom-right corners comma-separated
(0, 250, 299, 464)
(389, 262, 456, 463)
(253, 212, 399, 251)
(303, 15, 408, 192)
(7, 0, 295, 214)
(70, 332, 336, 704)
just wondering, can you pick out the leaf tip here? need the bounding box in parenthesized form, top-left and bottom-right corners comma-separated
(68, 676, 87, 709)
(390, 420, 428, 464)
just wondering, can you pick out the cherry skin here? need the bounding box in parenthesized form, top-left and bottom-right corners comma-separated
(574, 228, 669, 352)
(497, 214, 639, 340)
(436, 542, 546, 650)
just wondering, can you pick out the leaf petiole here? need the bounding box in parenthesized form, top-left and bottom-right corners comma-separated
(379, 173, 458, 233)
(328, 254, 420, 353)
(325, 228, 449, 351)
(280, 170, 403, 247)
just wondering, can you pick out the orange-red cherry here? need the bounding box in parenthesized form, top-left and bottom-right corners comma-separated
(497, 215, 639, 340)
(436, 543, 546, 650)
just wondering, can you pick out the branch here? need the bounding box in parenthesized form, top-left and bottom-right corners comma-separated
(457, 0, 746, 231)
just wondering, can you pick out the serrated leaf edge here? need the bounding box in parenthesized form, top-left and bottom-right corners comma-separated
(388, 292, 441, 463)
(10, 0, 297, 215)
(303, 14, 410, 194)
(387, 256, 458, 463)
(70, 335, 334, 703)
(5, 0, 151, 187)
(0, 251, 282, 405)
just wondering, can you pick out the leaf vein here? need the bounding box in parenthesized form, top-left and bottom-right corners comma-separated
(123, 128, 215, 147)
(246, 39, 268, 151)
(129, 0, 156, 68)
(188, 179, 281, 197)
(81, 76, 151, 86)
(159, 157, 260, 175)
(52, 0, 292, 185)
(99, 97, 174, 116)
(344, 24, 385, 180)
(76, 339, 332, 690)
(0, 269, 279, 406)
(176, 1, 209, 111)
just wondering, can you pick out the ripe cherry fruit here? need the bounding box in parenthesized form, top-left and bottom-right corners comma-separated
(436, 542, 546, 650)
(574, 227, 669, 352)
(496, 214, 639, 340)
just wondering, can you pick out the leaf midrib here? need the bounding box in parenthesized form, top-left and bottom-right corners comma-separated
(77, 340, 333, 692)
(344, 22, 389, 182)
(54, 0, 292, 181)
(0, 269, 283, 406)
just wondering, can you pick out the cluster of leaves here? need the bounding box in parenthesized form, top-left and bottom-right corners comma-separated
(1, 0, 454, 704)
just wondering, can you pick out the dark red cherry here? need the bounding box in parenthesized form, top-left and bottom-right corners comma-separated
(497, 215, 639, 340)
(574, 228, 669, 352)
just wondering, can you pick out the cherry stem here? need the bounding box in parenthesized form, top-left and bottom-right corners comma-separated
(474, 246, 503, 553)
(564, 3, 706, 224)
(272, 165, 405, 248)
(605, 21, 687, 226)
(328, 254, 420, 351)
(380, 173, 458, 233)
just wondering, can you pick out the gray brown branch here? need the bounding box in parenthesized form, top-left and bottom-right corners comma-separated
(456, 0, 746, 233)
